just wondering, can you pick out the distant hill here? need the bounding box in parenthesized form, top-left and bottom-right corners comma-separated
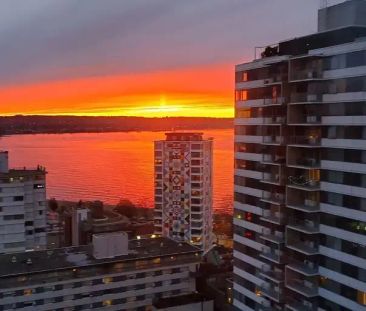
(0, 115, 233, 135)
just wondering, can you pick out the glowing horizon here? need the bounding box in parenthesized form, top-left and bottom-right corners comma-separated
(0, 64, 234, 118)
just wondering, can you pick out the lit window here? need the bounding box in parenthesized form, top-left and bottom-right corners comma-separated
(103, 277, 113, 284)
(23, 289, 32, 296)
(103, 300, 112, 306)
(358, 291, 366, 305)
(242, 72, 248, 82)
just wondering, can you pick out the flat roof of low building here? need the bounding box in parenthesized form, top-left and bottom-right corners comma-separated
(0, 237, 200, 278)
(153, 292, 213, 309)
(164, 132, 204, 141)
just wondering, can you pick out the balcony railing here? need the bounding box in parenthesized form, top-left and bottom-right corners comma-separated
(261, 192, 285, 206)
(287, 199, 320, 213)
(286, 240, 319, 255)
(262, 154, 286, 165)
(262, 136, 284, 145)
(290, 93, 322, 103)
(263, 97, 285, 106)
(286, 299, 317, 311)
(263, 116, 286, 125)
(288, 177, 320, 191)
(288, 158, 320, 169)
(286, 279, 318, 298)
(261, 172, 281, 185)
(259, 284, 284, 302)
(260, 265, 284, 283)
(261, 230, 285, 244)
(261, 209, 286, 225)
(290, 70, 323, 81)
(287, 219, 319, 234)
(286, 260, 319, 276)
(260, 247, 285, 264)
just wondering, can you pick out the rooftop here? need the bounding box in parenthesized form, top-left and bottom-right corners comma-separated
(0, 237, 200, 278)
(236, 25, 366, 69)
(164, 132, 204, 141)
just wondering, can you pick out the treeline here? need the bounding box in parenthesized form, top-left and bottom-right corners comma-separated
(0, 115, 233, 135)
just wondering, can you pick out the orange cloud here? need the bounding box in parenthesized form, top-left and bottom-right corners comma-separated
(0, 64, 234, 118)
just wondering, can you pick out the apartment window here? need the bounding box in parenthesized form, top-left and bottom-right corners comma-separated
(191, 144, 202, 150)
(191, 160, 201, 166)
(236, 108, 251, 118)
(235, 90, 248, 101)
(4, 214, 24, 220)
(4, 242, 24, 249)
(358, 291, 366, 305)
(102, 277, 113, 284)
(102, 300, 112, 307)
(13, 196, 24, 202)
(25, 221, 33, 226)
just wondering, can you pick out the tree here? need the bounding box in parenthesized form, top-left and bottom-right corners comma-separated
(115, 199, 137, 219)
(48, 198, 59, 212)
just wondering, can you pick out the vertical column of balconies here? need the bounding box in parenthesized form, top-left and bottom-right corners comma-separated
(284, 57, 323, 311)
(190, 144, 205, 248)
(154, 142, 163, 235)
(234, 60, 291, 311)
(258, 92, 288, 306)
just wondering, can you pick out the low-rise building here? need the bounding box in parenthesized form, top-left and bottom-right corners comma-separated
(152, 293, 214, 311)
(0, 151, 47, 254)
(0, 235, 201, 311)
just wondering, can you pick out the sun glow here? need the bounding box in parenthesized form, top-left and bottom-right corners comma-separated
(0, 64, 234, 118)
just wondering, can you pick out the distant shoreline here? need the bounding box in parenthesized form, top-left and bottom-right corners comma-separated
(0, 115, 233, 136)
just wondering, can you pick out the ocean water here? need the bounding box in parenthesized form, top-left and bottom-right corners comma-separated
(0, 130, 233, 214)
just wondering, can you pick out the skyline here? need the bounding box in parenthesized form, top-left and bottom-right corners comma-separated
(0, 0, 321, 117)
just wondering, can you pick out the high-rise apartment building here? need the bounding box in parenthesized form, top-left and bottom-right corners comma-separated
(154, 133, 213, 252)
(233, 1, 366, 310)
(0, 151, 47, 254)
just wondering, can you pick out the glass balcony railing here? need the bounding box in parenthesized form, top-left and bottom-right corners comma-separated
(288, 136, 321, 146)
(287, 219, 319, 234)
(286, 279, 318, 298)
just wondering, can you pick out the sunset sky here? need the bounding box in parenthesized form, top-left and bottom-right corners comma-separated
(0, 0, 321, 117)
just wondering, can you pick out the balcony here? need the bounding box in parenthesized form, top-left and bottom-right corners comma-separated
(290, 70, 323, 82)
(260, 247, 285, 264)
(286, 240, 319, 256)
(260, 267, 284, 283)
(287, 177, 320, 191)
(263, 97, 285, 106)
(263, 116, 286, 125)
(286, 187, 320, 213)
(287, 219, 319, 234)
(262, 136, 284, 145)
(261, 154, 286, 166)
(261, 209, 285, 225)
(288, 105, 322, 126)
(286, 260, 318, 277)
(287, 199, 320, 213)
(289, 93, 322, 104)
(287, 158, 320, 170)
(260, 230, 285, 244)
(286, 279, 318, 298)
(261, 172, 282, 185)
(259, 283, 284, 302)
(288, 136, 321, 147)
(286, 299, 317, 311)
(261, 192, 285, 205)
